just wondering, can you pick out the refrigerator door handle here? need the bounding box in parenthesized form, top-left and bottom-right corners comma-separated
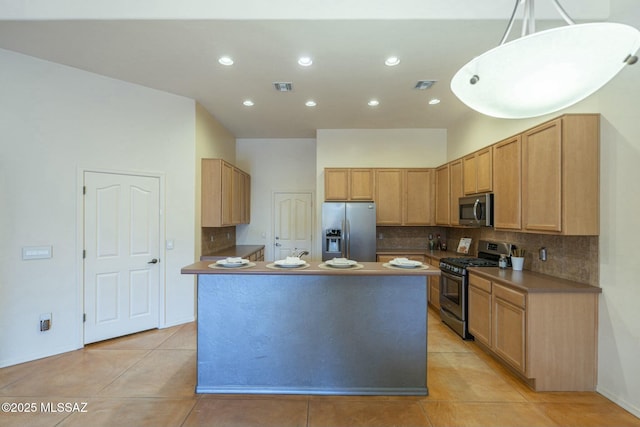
(345, 219, 350, 259)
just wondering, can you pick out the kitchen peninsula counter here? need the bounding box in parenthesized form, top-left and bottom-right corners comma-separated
(200, 244, 264, 261)
(182, 261, 436, 396)
(467, 267, 601, 293)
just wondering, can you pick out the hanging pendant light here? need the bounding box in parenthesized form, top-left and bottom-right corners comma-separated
(450, 0, 640, 119)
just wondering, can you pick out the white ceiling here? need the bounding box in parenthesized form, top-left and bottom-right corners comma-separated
(0, 0, 614, 138)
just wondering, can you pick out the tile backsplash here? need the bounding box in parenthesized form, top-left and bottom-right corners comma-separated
(202, 226, 236, 255)
(377, 226, 599, 286)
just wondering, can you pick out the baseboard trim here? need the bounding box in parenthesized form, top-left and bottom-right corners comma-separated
(597, 385, 640, 418)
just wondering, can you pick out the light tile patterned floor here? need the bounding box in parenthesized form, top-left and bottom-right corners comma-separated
(1, 309, 639, 427)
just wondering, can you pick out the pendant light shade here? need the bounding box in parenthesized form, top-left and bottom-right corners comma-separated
(451, 4, 640, 119)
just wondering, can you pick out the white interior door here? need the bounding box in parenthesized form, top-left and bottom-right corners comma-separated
(273, 192, 313, 260)
(83, 171, 160, 344)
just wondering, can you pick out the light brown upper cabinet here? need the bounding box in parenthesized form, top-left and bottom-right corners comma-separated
(231, 168, 251, 224)
(374, 169, 403, 225)
(463, 147, 493, 195)
(449, 159, 464, 226)
(202, 158, 251, 227)
(324, 168, 374, 201)
(493, 136, 522, 230)
(522, 114, 599, 235)
(435, 164, 450, 225)
(404, 169, 434, 225)
(375, 168, 434, 226)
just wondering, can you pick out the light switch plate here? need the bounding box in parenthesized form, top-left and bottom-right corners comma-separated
(22, 246, 52, 260)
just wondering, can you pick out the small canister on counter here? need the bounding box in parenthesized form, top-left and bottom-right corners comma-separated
(499, 254, 508, 269)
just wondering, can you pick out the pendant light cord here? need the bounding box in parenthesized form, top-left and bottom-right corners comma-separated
(550, 0, 576, 25)
(499, 0, 576, 46)
(499, 0, 521, 45)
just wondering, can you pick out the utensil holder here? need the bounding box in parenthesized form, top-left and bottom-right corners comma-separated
(511, 256, 525, 271)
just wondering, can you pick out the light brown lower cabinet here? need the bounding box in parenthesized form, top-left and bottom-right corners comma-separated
(468, 272, 598, 391)
(468, 274, 492, 346)
(247, 248, 264, 262)
(428, 257, 440, 310)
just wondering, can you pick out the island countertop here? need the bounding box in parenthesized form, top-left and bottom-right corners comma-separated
(182, 260, 440, 276)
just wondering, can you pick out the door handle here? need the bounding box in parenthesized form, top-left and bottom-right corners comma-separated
(275, 243, 282, 247)
(473, 199, 481, 221)
(148, 258, 159, 264)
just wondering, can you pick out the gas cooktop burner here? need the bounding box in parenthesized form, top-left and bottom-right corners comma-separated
(440, 257, 498, 268)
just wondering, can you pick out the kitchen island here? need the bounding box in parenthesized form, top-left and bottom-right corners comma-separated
(181, 261, 439, 396)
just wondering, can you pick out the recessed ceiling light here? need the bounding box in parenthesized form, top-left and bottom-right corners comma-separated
(385, 56, 400, 66)
(243, 100, 254, 107)
(428, 98, 441, 105)
(218, 56, 234, 66)
(305, 100, 317, 107)
(368, 99, 380, 107)
(298, 56, 313, 67)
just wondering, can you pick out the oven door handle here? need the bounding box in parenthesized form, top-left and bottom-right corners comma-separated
(440, 269, 463, 282)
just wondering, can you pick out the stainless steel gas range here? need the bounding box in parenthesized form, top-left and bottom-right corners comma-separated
(439, 240, 513, 340)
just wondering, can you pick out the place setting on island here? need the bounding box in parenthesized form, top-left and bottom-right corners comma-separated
(208, 257, 256, 269)
(383, 257, 430, 270)
(319, 257, 364, 270)
(266, 256, 310, 270)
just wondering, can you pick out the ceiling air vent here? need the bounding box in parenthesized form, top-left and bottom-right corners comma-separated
(273, 82, 293, 92)
(414, 80, 437, 90)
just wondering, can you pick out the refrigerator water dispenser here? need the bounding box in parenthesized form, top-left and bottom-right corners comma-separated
(325, 229, 342, 254)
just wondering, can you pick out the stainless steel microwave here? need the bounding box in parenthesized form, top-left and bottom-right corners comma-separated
(459, 194, 494, 226)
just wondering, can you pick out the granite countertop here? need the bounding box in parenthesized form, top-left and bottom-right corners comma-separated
(467, 267, 602, 294)
(201, 245, 264, 260)
(183, 261, 440, 276)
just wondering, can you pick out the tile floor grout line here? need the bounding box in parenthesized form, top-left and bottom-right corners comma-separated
(93, 348, 155, 396)
(178, 395, 201, 427)
(153, 324, 186, 349)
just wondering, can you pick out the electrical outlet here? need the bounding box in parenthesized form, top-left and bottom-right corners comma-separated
(40, 313, 52, 331)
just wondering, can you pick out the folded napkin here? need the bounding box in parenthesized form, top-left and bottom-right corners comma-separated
(225, 257, 244, 264)
(283, 256, 302, 264)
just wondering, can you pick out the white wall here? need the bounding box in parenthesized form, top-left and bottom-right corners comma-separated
(446, 0, 640, 416)
(0, 49, 197, 367)
(235, 138, 317, 261)
(195, 103, 237, 259)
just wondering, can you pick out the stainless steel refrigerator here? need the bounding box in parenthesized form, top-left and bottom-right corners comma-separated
(321, 202, 376, 261)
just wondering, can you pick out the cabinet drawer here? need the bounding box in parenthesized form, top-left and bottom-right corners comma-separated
(469, 274, 491, 293)
(493, 283, 526, 308)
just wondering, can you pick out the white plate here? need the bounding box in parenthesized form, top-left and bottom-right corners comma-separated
(215, 258, 250, 267)
(389, 258, 423, 268)
(274, 258, 306, 268)
(325, 258, 357, 268)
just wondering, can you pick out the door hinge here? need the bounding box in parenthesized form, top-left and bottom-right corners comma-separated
(83, 250, 86, 259)
(83, 186, 86, 195)
(83, 313, 86, 323)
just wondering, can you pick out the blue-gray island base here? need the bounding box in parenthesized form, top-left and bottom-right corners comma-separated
(181, 261, 437, 396)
